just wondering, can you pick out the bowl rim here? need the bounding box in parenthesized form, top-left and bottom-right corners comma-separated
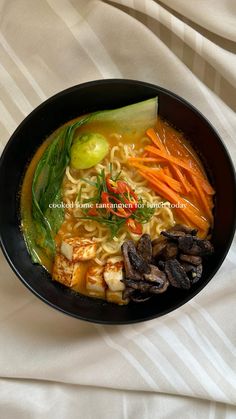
(0, 78, 236, 323)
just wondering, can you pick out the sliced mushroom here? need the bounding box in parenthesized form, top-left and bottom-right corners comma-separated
(149, 283, 169, 294)
(152, 239, 178, 260)
(122, 287, 151, 303)
(178, 235, 214, 256)
(176, 234, 194, 252)
(121, 227, 213, 302)
(144, 265, 169, 293)
(136, 234, 152, 263)
(181, 262, 203, 284)
(161, 230, 186, 240)
(143, 264, 166, 283)
(170, 224, 197, 236)
(121, 241, 143, 280)
(128, 248, 150, 274)
(152, 238, 168, 258)
(191, 264, 203, 284)
(164, 259, 191, 289)
(123, 277, 168, 295)
(162, 242, 179, 259)
(179, 254, 202, 266)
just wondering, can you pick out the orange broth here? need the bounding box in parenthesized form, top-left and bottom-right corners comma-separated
(21, 116, 214, 298)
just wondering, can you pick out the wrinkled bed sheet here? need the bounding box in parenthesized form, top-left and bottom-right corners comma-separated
(0, 1, 235, 418)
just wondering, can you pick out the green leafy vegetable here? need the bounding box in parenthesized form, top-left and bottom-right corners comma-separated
(25, 116, 90, 263)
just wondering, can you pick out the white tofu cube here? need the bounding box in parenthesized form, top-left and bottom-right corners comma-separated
(106, 290, 129, 305)
(103, 259, 125, 292)
(86, 265, 106, 299)
(61, 237, 97, 262)
(52, 253, 82, 288)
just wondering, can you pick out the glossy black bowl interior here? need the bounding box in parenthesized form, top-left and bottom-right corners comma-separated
(0, 79, 235, 324)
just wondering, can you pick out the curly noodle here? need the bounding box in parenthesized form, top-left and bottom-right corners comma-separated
(57, 136, 175, 262)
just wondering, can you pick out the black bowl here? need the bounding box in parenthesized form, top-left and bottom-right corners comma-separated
(0, 79, 235, 324)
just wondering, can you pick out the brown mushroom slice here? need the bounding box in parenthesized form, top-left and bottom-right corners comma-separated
(170, 224, 197, 236)
(178, 235, 214, 256)
(162, 242, 179, 260)
(121, 241, 143, 280)
(124, 270, 169, 294)
(128, 248, 150, 274)
(161, 230, 186, 240)
(179, 254, 202, 266)
(182, 262, 203, 284)
(143, 265, 169, 294)
(143, 264, 167, 283)
(149, 281, 169, 294)
(191, 264, 203, 283)
(152, 239, 168, 258)
(177, 234, 194, 252)
(164, 259, 191, 289)
(136, 234, 152, 263)
(123, 279, 153, 293)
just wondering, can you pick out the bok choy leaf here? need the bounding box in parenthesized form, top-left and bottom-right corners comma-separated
(26, 116, 91, 263)
(91, 97, 158, 134)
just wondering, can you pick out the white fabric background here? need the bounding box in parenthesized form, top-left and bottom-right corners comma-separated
(0, 1, 235, 418)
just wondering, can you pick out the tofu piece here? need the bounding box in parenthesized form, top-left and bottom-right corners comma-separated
(61, 237, 97, 262)
(103, 258, 125, 292)
(106, 290, 129, 305)
(86, 265, 106, 299)
(52, 253, 82, 287)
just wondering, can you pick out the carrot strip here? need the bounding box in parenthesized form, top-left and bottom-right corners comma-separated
(145, 145, 204, 178)
(163, 166, 171, 177)
(141, 169, 204, 217)
(128, 157, 163, 163)
(170, 164, 191, 194)
(143, 168, 183, 194)
(189, 174, 213, 222)
(146, 128, 166, 153)
(128, 161, 182, 192)
(145, 145, 215, 197)
(138, 169, 209, 231)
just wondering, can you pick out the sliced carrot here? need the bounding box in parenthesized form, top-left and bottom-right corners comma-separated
(146, 128, 166, 153)
(145, 145, 203, 177)
(162, 166, 170, 176)
(145, 145, 214, 197)
(170, 164, 191, 194)
(128, 161, 182, 192)
(138, 169, 209, 231)
(189, 174, 214, 222)
(148, 169, 183, 193)
(128, 157, 163, 163)
(193, 171, 215, 195)
(158, 132, 215, 196)
(127, 119, 214, 234)
(129, 160, 207, 216)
